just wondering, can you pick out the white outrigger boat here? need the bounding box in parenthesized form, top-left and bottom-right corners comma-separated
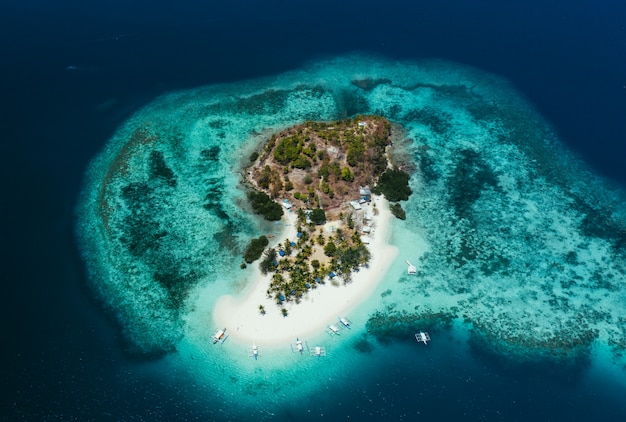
(327, 324, 341, 336)
(212, 328, 228, 344)
(291, 337, 309, 354)
(310, 345, 327, 357)
(406, 260, 417, 275)
(415, 331, 430, 345)
(247, 343, 260, 359)
(339, 316, 352, 329)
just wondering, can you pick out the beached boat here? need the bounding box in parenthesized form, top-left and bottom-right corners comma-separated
(212, 328, 228, 344)
(339, 317, 352, 329)
(248, 343, 260, 359)
(310, 345, 327, 357)
(291, 337, 309, 354)
(415, 331, 430, 345)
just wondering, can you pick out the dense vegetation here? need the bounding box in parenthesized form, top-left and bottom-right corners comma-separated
(375, 168, 412, 202)
(273, 135, 313, 169)
(251, 116, 392, 210)
(309, 208, 327, 225)
(244, 235, 270, 263)
(261, 211, 370, 306)
(247, 191, 284, 221)
(389, 203, 406, 220)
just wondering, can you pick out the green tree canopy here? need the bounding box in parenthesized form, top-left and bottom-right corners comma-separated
(375, 168, 412, 202)
(248, 191, 284, 220)
(341, 167, 354, 182)
(324, 240, 337, 257)
(244, 236, 269, 263)
(309, 208, 327, 225)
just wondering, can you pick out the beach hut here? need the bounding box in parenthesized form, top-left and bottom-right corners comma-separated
(329, 272, 336, 279)
(279, 250, 286, 257)
(350, 201, 362, 210)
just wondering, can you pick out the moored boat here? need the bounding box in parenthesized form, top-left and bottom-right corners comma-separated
(415, 331, 430, 345)
(212, 328, 228, 344)
(339, 316, 352, 329)
(327, 324, 340, 336)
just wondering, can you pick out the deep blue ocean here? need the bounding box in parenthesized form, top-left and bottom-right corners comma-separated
(2, 1, 626, 420)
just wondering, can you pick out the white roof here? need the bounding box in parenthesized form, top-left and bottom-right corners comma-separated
(350, 201, 362, 210)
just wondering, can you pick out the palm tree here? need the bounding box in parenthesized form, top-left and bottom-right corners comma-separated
(258, 305, 266, 315)
(281, 308, 289, 317)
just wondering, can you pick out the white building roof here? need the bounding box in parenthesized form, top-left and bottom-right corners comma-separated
(350, 201, 362, 210)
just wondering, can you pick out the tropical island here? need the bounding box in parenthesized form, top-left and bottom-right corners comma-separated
(241, 115, 411, 313)
(211, 116, 406, 343)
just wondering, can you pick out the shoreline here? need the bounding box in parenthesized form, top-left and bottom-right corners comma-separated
(212, 195, 399, 347)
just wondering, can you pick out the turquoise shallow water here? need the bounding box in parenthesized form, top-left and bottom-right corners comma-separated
(77, 54, 626, 416)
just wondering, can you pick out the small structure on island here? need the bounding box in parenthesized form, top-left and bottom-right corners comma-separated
(212, 328, 229, 344)
(415, 331, 431, 345)
(350, 200, 362, 210)
(362, 225, 372, 234)
(291, 337, 309, 354)
(248, 343, 261, 359)
(406, 260, 417, 275)
(310, 345, 327, 357)
(282, 199, 293, 210)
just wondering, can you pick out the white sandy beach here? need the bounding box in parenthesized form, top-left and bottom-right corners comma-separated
(212, 195, 399, 346)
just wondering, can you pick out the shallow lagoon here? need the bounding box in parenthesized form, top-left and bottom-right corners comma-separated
(77, 54, 626, 418)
